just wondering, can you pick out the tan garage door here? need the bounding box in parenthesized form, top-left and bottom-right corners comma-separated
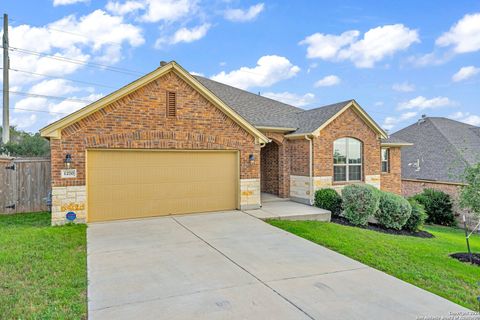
(87, 150, 238, 222)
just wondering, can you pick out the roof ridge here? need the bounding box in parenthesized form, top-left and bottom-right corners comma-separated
(298, 99, 354, 114)
(193, 75, 303, 111)
(427, 118, 471, 167)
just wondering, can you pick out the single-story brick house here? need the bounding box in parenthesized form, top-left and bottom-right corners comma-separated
(392, 115, 480, 223)
(40, 61, 411, 225)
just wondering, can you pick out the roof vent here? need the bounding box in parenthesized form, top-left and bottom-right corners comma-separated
(417, 114, 427, 125)
(160, 61, 168, 67)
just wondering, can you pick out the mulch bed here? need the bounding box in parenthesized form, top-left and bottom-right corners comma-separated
(450, 253, 480, 266)
(331, 216, 434, 238)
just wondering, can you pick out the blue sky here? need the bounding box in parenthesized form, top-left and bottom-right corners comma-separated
(2, 0, 480, 133)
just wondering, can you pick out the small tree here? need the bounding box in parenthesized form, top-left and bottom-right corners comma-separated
(460, 163, 480, 218)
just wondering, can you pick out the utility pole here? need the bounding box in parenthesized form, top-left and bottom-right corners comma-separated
(2, 13, 9, 144)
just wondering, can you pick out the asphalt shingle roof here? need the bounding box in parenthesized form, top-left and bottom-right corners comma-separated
(380, 136, 412, 145)
(194, 75, 353, 134)
(392, 117, 480, 183)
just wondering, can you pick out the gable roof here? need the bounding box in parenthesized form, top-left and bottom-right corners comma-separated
(392, 117, 480, 183)
(195, 76, 387, 138)
(40, 62, 269, 144)
(40, 61, 386, 141)
(194, 76, 301, 129)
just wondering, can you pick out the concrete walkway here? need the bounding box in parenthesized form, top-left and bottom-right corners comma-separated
(87, 211, 468, 319)
(245, 196, 331, 221)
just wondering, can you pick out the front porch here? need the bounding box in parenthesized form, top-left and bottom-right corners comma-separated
(244, 193, 331, 221)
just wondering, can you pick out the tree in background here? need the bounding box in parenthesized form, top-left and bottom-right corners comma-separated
(460, 163, 480, 218)
(0, 126, 50, 157)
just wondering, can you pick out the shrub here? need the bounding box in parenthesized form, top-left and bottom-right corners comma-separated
(404, 199, 427, 232)
(412, 189, 455, 226)
(314, 188, 342, 216)
(341, 184, 381, 226)
(374, 192, 412, 230)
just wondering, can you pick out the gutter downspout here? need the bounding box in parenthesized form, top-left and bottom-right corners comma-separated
(304, 135, 314, 205)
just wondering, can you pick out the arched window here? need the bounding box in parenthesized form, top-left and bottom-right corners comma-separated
(333, 137, 362, 182)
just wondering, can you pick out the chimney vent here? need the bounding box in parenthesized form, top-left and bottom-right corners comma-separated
(160, 61, 168, 67)
(417, 114, 427, 125)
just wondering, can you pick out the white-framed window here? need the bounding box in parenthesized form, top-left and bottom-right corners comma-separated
(333, 137, 362, 182)
(381, 148, 390, 173)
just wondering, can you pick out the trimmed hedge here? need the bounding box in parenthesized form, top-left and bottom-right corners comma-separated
(375, 192, 412, 230)
(404, 199, 427, 232)
(341, 184, 380, 226)
(314, 188, 342, 216)
(412, 189, 455, 226)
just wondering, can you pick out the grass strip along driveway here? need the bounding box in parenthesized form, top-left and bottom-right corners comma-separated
(0, 212, 87, 319)
(268, 220, 480, 311)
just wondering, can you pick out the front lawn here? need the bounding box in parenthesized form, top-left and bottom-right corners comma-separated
(268, 220, 480, 310)
(0, 212, 87, 319)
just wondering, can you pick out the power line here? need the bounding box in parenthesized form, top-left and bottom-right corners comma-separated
(1, 67, 117, 89)
(11, 107, 68, 115)
(5, 46, 144, 76)
(9, 90, 94, 103)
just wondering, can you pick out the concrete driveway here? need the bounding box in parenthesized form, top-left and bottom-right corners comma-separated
(87, 211, 468, 319)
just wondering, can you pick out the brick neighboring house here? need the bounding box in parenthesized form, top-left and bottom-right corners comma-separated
(392, 116, 480, 224)
(40, 61, 410, 225)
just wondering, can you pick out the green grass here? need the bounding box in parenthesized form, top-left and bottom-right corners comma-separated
(0, 212, 87, 319)
(268, 219, 480, 310)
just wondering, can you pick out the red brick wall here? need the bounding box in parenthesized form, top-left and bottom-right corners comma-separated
(402, 179, 476, 227)
(261, 132, 291, 198)
(50, 71, 260, 187)
(402, 179, 462, 199)
(290, 139, 309, 176)
(261, 142, 279, 195)
(381, 147, 402, 194)
(313, 107, 381, 180)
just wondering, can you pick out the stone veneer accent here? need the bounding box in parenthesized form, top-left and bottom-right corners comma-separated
(240, 178, 261, 210)
(51, 185, 86, 225)
(290, 174, 382, 206)
(290, 175, 312, 205)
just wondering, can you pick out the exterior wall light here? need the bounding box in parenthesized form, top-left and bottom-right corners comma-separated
(249, 153, 255, 164)
(64, 153, 72, 169)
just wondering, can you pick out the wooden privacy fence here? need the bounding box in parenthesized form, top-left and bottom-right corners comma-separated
(0, 157, 51, 214)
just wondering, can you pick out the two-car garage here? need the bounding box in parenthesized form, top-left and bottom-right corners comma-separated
(86, 150, 239, 222)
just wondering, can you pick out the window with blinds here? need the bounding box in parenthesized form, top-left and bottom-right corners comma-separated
(166, 91, 176, 117)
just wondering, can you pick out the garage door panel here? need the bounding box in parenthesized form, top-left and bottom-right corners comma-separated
(87, 150, 238, 222)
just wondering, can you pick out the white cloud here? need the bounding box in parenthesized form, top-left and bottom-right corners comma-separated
(397, 96, 454, 110)
(49, 93, 103, 115)
(11, 114, 38, 130)
(374, 101, 384, 107)
(224, 3, 265, 22)
(105, 0, 144, 15)
(300, 24, 419, 68)
(189, 71, 204, 76)
(392, 82, 415, 92)
(449, 111, 480, 126)
(106, 0, 197, 23)
(300, 30, 359, 60)
(30, 79, 81, 96)
(7, 9, 144, 86)
(210, 55, 300, 90)
(262, 92, 315, 107)
(314, 75, 341, 87)
(382, 111, 418, 130)
(155, 23, 210, 48)
(171, 23, 210, 44)
(452, 66, 480, 82)
(53, 0, 88, 6)
(436, 13, 480, 54)
(407, 52, 451, 67)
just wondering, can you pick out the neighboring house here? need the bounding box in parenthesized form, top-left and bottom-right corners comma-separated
(392, 116, 480, 213)
(40, 61, 410, 225)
